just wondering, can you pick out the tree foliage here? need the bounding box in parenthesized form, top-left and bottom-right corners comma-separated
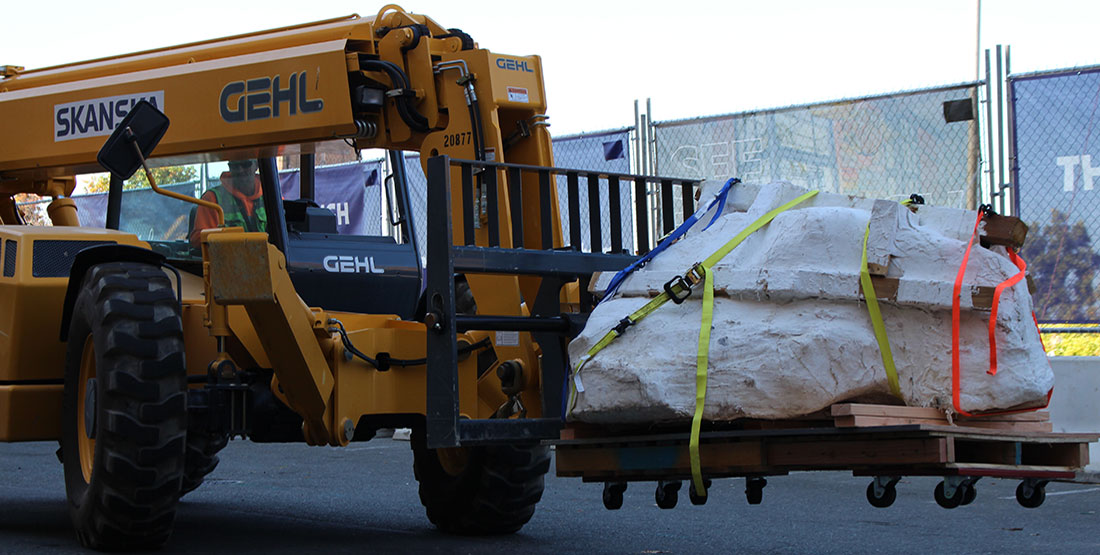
(1023, 209, 1100, 322)
(85, 165, 198, 193)
(13, 193, 50, 226)
(1041, 330, 1100, 356)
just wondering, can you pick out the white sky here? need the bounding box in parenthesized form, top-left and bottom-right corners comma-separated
(5, 0, 1100, 135)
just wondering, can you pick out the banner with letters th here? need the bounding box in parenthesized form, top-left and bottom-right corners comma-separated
(280, 160, 383, 236)
(1011, 67, 1100, 323)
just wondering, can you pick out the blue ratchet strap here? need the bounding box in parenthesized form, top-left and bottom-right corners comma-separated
(600, 177, 740, 303)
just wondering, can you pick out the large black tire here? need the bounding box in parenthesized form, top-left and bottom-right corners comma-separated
(180, 431, 229, 497)
(61, 262, 187, 550)
(414, 277, 477, 322)
(454, 277, 477, 315)
(412, 429, 550, 535)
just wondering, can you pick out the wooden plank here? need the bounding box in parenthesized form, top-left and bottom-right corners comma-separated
(586, 271, 614, 299)
(962, 412, 1050, 423)
(854, 464, 1078, 479)
(865, 276, 899, 300)
(560, 423, 662, 441)
(970, 285, 997, 311)
(981, 212, 1029, 249)
(766, 438, 948, 467)
(945, 463, 1079, 477)
(1021, 442, 1089, 468)
(865, 199, 899, 275)
(740, 419, 835, 431)
(833, 404, 943, 418)
(554, 420, 1096, 447)
(954, 439, 1019, 465)
(836, 415, 1052, 433)
(916, 424, 1097, 442)
(832, 403, 1049, 422)
(555, 441, 766, 477)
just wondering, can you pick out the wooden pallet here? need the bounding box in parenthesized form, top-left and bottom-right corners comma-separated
(555, 403, 1091, 482)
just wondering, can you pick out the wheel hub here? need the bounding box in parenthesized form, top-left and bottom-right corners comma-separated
(436, 447, 470, 477)
(77, 335, 98, 484)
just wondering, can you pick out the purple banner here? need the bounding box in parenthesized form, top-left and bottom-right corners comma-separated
(280, 161, 383, 235)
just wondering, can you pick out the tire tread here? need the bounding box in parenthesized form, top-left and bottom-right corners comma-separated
(62, 262, 187, 550)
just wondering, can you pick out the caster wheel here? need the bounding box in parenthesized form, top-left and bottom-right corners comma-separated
(934, 482, 963, 509)
(689, 479, 712, 506)
(961, 484, 977, 506)
(745, 477, 767, 505)
(655, 480, 681, 509)
(1016, 481, 1046, 509)
(603, 482, 626, 510)
(866, 481, 897, 508)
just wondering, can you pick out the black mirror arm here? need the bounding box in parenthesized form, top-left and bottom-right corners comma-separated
(120, 126, 225, 227)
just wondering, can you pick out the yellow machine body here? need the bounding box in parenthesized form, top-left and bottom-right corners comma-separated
(0, 226, 148, 440)
(0, 7, 558, 445)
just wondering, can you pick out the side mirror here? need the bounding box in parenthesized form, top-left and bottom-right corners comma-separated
(96, 100, 170, 179)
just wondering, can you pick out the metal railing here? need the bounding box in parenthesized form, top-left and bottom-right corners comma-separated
(422, 155, 700, 448)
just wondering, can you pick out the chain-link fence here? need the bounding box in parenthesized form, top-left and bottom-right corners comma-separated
(649, 83, 982, 210)
(550, 129, 634, 253)
(1010, 65, 1100, 323)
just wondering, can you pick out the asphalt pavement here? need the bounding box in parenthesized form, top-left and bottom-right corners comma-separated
(2, 439, 1098, 554)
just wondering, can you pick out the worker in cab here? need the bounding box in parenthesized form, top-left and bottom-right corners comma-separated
(189, 159, 267, 246)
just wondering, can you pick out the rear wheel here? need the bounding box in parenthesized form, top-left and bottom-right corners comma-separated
(412, 429, 550, 534)
(61, 262, 187, 550)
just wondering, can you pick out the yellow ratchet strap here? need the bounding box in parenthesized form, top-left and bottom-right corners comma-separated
(568, 269, 701, 411)
(689, 264, 715, 497)
(859, 221, 902, 399)
(688, 190, 818, 498)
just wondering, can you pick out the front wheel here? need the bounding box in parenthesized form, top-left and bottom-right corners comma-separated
(61, 262, 187, 550)
(181, 431, 229, 497)
(412, 429, 550, 534)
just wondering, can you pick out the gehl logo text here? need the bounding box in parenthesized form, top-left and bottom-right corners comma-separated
(220, 71, 323, 123)
(323, 255, 385, 274)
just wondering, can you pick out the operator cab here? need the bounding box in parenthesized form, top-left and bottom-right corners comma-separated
(100, 147, 422, 319)
(275, 151, 422, 319)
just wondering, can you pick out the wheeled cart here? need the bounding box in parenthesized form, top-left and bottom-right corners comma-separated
(554, 404, 1095, 511)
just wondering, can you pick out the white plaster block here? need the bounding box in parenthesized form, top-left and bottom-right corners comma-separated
(568, 182, 1052, 423)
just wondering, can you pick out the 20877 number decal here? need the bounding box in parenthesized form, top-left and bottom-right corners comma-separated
(443, 132, 473, 147)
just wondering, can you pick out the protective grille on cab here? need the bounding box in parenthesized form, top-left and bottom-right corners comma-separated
(32, 240, 113, 278)
(3, 240, 15, 277)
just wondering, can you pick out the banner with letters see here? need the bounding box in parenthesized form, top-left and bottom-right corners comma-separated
(652, 83, 979, 208)
(1011, 67, 1100, 323)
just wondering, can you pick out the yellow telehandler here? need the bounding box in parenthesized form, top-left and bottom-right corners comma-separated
(0, 6, 697, 549)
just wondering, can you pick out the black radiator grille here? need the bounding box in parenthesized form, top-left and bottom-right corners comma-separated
(3, 240, 15, 277)
(32, 240, 114, 278)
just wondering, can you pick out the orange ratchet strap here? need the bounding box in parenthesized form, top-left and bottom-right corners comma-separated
(951, 208, 1052, 417)
(988, 248, 1027, 376)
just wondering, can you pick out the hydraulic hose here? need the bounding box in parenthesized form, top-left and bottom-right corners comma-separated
(360, 59, 432, 133)
(328, 319, 491, 371)
(435, 60, 486, 162)
(468, 99, 485, 161)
